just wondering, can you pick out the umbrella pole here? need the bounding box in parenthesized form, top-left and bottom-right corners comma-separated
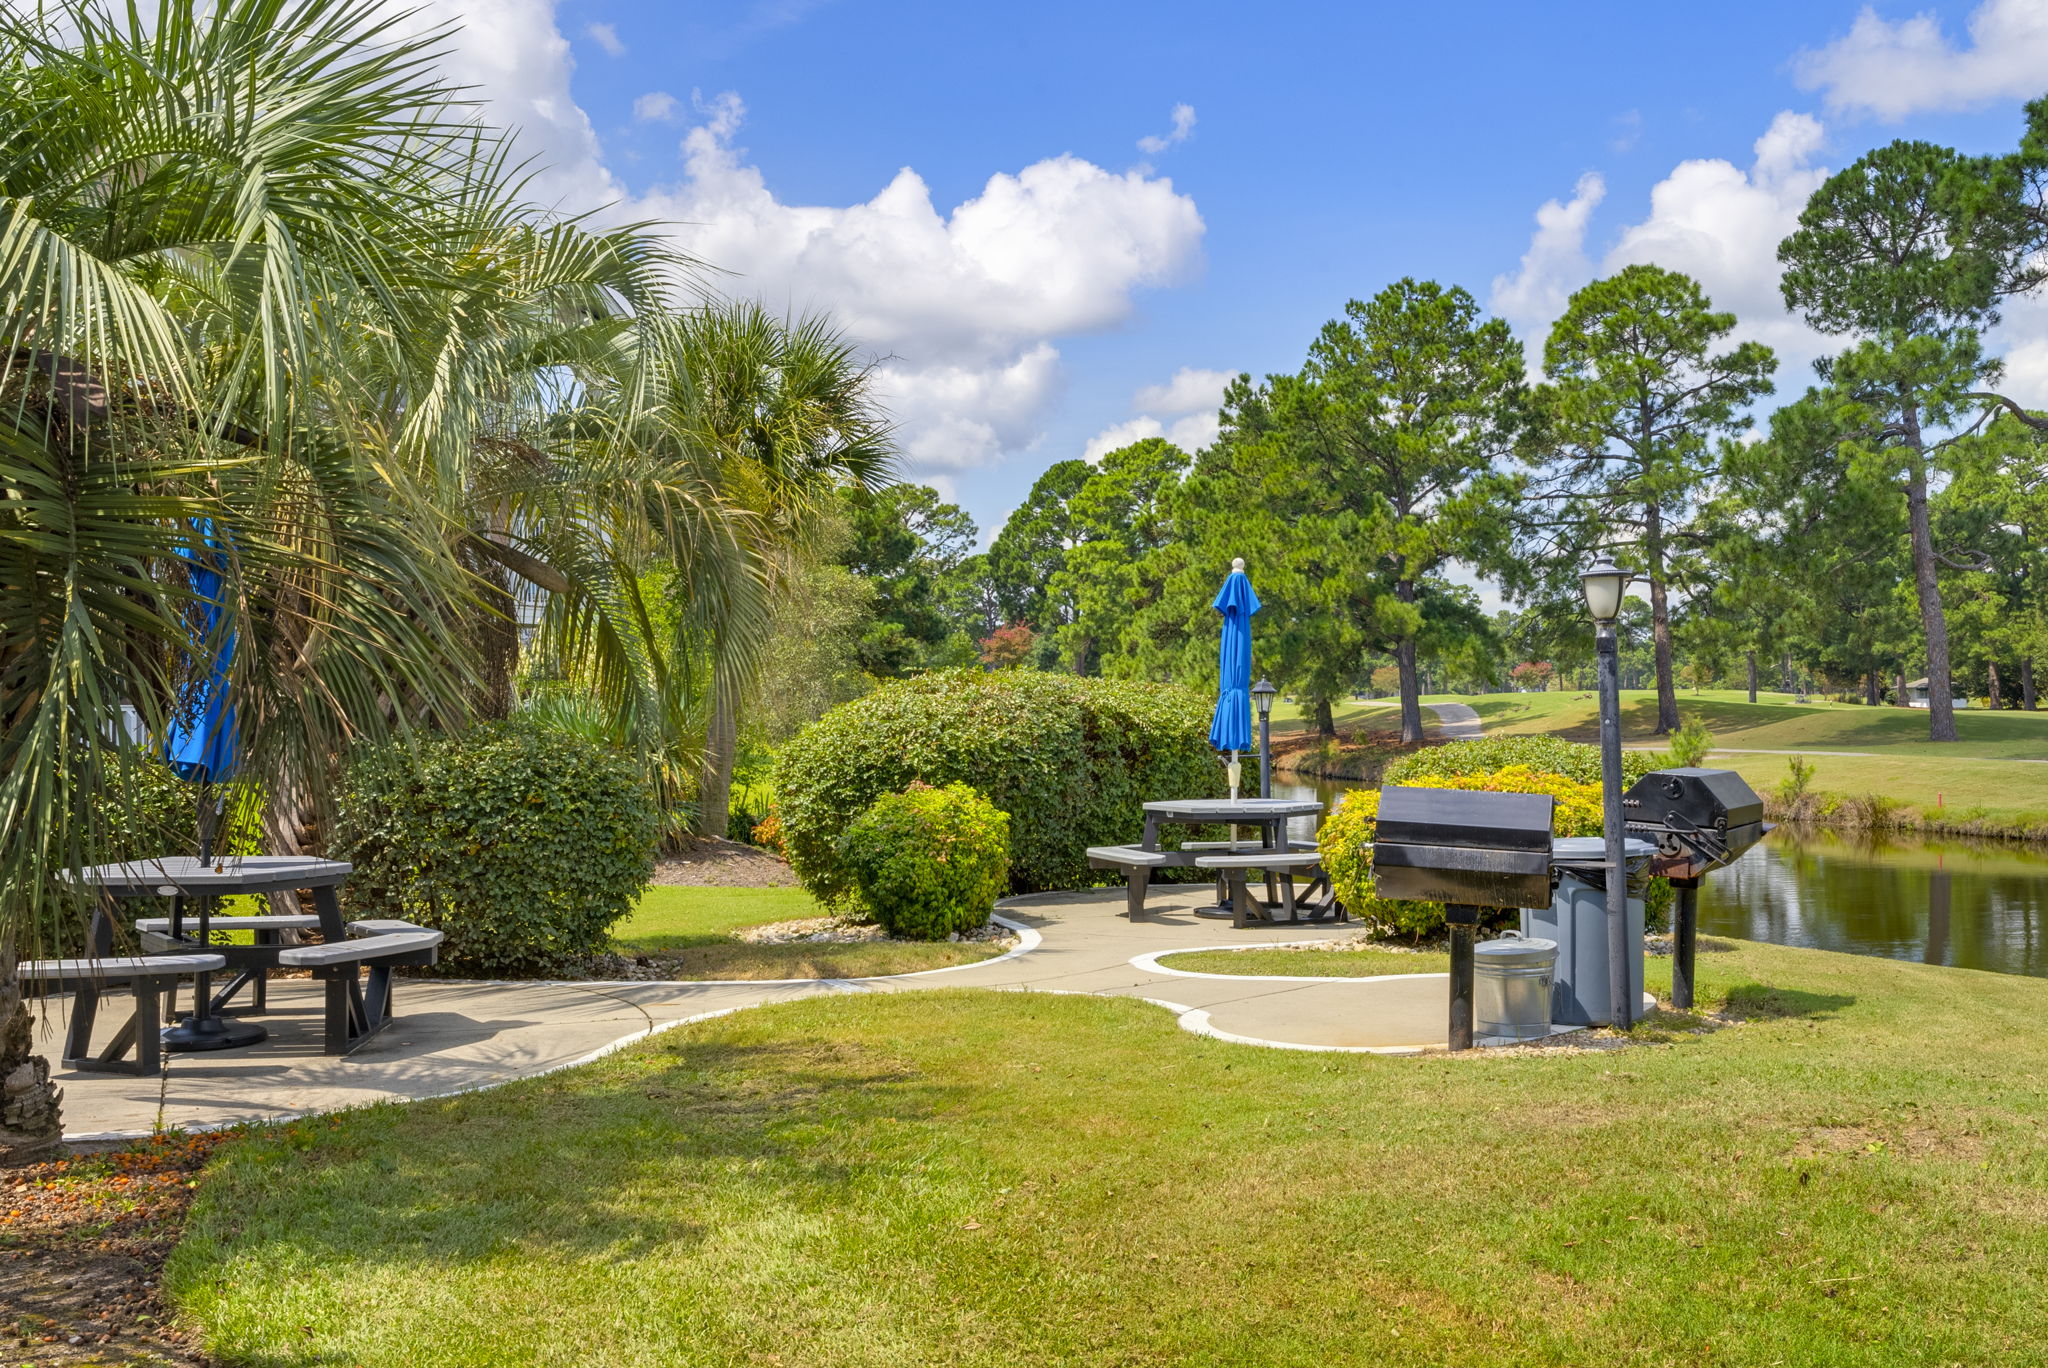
(162, 784, 265, 1052)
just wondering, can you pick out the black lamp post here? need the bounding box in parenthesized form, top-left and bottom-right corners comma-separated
(1580, 555, 1634, 1030)
(1252, 679, 1277, 798)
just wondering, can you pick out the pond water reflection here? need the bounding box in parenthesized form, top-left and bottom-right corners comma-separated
(1272, 775, 2048, 979)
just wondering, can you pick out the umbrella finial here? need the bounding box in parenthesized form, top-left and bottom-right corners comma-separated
(1231, 557, 1245, 573)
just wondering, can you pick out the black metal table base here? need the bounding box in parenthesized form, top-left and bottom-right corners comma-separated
(163, 1014, 269, 1052)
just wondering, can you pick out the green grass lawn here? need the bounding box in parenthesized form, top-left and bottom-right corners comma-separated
(608, 885, 1003, 980)
(1443, 689, 2048, 827)
(1159, 944, 1452, 977)
(167, 940, 2048, 1366)
(1268, 696, 1411, 736)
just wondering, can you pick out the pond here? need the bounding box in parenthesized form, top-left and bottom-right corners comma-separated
(1273, 775, 2048, 980)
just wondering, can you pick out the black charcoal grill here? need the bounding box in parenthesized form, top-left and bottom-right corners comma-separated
(1621, 768, 1772, 1008)
(1373, 786, 1556, 1050)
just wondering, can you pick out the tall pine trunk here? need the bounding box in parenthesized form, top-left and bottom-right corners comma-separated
(1393, 577, 1424, 745)
(1896, 666, 1909, 708)
(1988, 661, 2003, 711)
(2024, 657, 2038, 711)
(1746, 651, 1758, 703)
(1901, 401, 1958, 741)
(1, 942, 62, 1166)
(1865, 670, 1880, 707)
(1645, 501, 1679, 734)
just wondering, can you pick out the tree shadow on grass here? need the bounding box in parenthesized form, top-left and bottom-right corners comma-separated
(174, 1029, 959, 1333)
(1720, 982, 1857, 1021)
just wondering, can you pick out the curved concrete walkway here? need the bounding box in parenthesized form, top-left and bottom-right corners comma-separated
(1428, 701, 1485, 738)
(42, 886, 1467, 1141)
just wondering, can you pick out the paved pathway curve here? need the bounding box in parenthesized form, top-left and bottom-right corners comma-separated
(1427, 701, 1485, 738)
(45, 887, 1466, 1141)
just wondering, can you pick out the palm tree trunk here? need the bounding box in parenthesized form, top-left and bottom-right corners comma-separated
(1, 943, 62, 1165)
(695, 683, 737, 840)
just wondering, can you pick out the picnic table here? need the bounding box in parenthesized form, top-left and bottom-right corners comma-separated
(1089, 797, 1337, 925)
(51, 855, 441, 1064)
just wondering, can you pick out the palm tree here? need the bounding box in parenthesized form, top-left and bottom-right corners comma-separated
(1, 0, 903, 1155)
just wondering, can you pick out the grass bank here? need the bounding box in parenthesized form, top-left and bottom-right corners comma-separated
(1442, 690, 2048, 839)
(1159, 943, 1452, 977)
(166, 939, 2048, 1365)
(611, 886, 1003, 979)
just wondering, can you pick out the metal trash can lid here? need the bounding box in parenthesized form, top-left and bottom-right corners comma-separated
(1551, 836, 1655, 865)
(1474, 931, 1557, 966)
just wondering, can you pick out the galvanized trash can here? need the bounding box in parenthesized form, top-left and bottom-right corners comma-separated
(1474, 932, 1558, 1041)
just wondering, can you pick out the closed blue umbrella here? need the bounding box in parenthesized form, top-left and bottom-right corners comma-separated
(1207, 558, 1260, 778)
(164, 518, 239, 787)
(158, 518, 264, 1051)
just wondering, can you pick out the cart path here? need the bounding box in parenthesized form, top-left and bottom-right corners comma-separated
(1427, 702, 1485, 738)
(43, 886, 1481, 1142)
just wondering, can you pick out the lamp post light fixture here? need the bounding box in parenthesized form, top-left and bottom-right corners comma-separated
(1252, 678, 1278, 798)
(1580, 554, 1635, 1030)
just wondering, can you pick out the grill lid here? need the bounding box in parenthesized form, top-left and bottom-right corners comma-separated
(1375, 786, 1555, 852)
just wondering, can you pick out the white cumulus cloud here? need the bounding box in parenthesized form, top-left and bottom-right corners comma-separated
(1489, 172, 1605, 359)
(1795, 0, 2048, 120)
(1493, 115, 1832, 374)
(629, 93, 1204, 479)
(407, 9, 1205, 488)
(633, 91, 678, 123)
(1138, 103, 1197, 155)
(1133, 366, 1233, 415)
(391, 1, 624, 215)
(584, 21, 626, 57)
(1081, 412, 1218, 463)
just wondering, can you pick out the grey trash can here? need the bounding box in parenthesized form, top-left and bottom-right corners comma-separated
(1522, 837, 1654, 1027)
(1474, 932, 1557, 1041)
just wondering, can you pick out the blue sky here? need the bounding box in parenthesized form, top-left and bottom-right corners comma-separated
(432, 0, 2048, 544)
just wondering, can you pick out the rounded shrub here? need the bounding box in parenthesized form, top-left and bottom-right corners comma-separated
(1320, 765, 1677, 937)
(839, 782, 1011, 940)
(331, 722, 658, 975)
(775, 669, 1220, 909)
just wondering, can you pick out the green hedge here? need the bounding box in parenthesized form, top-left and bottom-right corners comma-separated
(775, 669, 1221, 910)
(840, 783, 1011, 940)
(331, 723, 658, 975)
(1384, 737, 1661, 789)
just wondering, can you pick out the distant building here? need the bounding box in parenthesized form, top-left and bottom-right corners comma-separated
(1904, 678, 1971, 709)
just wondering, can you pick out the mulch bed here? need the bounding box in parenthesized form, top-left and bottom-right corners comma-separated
(2, 1134, 228, 1367)
(649, 835, 798, 888)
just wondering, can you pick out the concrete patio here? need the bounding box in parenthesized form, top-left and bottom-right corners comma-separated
(36, 885, 1529, 1141)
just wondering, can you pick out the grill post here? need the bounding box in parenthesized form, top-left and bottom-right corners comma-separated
(1671, 878, 1700, 1009)
(1447, 904, 1477, 1051)
(1596, 621, 1632, 1031)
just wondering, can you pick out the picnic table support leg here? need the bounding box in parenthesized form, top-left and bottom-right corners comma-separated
(1228, 870, 1259, 929)
(309, 884, 348, 942)
(131, 979, 163, 1075)
(62, 983, 101, 1067)
(1125, 866, 1150, 921)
